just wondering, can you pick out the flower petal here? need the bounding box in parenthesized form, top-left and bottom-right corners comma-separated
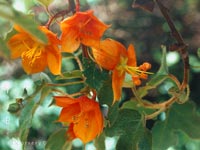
(60, 28, 80, 53)
(58, 104, 81, 123)
(67, 123, 76, 141)
(92, 39, 126, 70)
(112, 68, 125, 102)
(73, 110, 102, 143)
(54, 96, 78, 107)
(47, 46, 61, 75)
(60, 10, 110, 52)
(39, 26, 60, 45)
(7, 34, 34, 59)
(79, 11, 110, 47)
(21, 48, 47, 74)
(127, 44, 137, 66)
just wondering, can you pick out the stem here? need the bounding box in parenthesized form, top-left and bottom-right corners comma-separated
(81, 44, 89, 58)
(145, 107, 165, 120)
(46, 10, 70, 29)
(155, 0, 189, 90)
(74, 56, 83, 71)
(76, 0, 80, 12)
(51, 88, 82, 97)
(26, 82, 46, 102)
(132, 84, 178, 110)
(68, 0, 76, 14)
(47, 80, 84, 86)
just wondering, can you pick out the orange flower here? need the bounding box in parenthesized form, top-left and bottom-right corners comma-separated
(7, 25, 61, 75)
(60, 10, 110, 53)
(92, 39, 151, 102)
(54, 96, 103, 143)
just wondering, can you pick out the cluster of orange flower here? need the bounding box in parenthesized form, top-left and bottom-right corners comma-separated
(7, 10, 151, 143)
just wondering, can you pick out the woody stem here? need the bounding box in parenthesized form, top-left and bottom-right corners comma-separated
(155, 0, 189, 90)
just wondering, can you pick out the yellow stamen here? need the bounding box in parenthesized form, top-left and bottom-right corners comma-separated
(116, 56, 152, 83)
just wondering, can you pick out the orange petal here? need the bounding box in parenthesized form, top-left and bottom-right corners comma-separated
(47, 46, 61, 75)
(7, 33, 34, 59)
(127, 44, 137, 67)
(67, 123, 76, 141)
(79, 97, 103, 134)
(73, 110, 103, 143)
(60, 10, 110, 52)
(112, 68, 125, 102)
(79, 11, 110, 47)
(60, 27, 80, 53)
(21, 48, 47, 74)
(58, 104, 81, 123)
(39, 26, 60, 45)
(92, 39, 126, 70)
(54, 96, 78, 107)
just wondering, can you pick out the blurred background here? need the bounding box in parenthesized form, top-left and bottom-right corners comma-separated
(0, 0, 200, 149)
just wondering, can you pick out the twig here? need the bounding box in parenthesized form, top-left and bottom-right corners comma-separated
(46, 9, 70, 29)
(68, 0, 76, 14)
(76, 0, 80, 12)
(155, 0, 189, 90)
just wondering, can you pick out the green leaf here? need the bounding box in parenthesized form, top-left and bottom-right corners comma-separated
(157, 45, 168, 75)
(83, 58, 109, 90)
(106, 102, 119, 126)
(152, 101, 200, 150)
(0, 1, 14, 19)
(143, 45, 169, 96)
(138, 129, 152, 150)
(147, 45, 168, 86)
(94, 132, 106, 150)
(18, 84, 50, 149)
(122, 99, 155, 115)
(18, 98, 35, 147)
(12, 10, 47, 44)
(0, 2, 47, 44)
(105, 109, 151, 150)
(45, 128, 72, 150)
(97, 77, 113, 106)
(37, 0, 54, 7)
(197, 48, 200, 58)
(0, 38, 10, 58)
(0, 18, 12, 38)
(56, 70, 83, 80)
(173, 131, 200, 150)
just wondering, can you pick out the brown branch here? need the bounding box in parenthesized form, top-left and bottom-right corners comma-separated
(155, 0, 189, 90)
(46, 9, 70, 29)
(68, 0, 76, 14)
(76, 0, 80, 12)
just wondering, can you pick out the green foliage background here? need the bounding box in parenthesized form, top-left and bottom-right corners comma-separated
(1, 0, 200, 150)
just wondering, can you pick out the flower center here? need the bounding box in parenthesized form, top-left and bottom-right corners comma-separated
(117, 56, 152, 85)
(22, 41, 45, 66)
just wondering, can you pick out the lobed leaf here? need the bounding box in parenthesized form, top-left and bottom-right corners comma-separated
(94, 131, 106, 150)
(152, 101, 200, 150)
(122, 99, 155, 115)
(105, 108, 151, 150)
(83, 58, 109, 90)
(45, 128, 72, 150)
(97, 77, 113, 106)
